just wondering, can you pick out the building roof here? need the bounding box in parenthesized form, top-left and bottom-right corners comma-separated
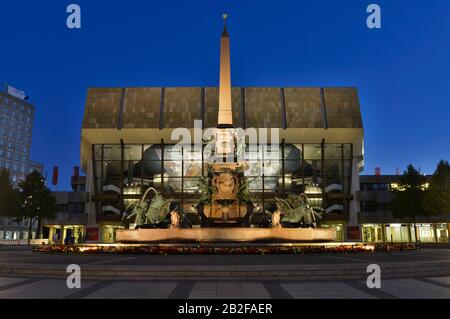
(82, 86, 363, 130)
(0, 91, 34, 112)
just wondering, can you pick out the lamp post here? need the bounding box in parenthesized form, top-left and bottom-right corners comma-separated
(23, 195, 33, 245)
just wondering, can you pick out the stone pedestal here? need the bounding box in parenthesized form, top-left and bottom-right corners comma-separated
(203, 162, 248, 223)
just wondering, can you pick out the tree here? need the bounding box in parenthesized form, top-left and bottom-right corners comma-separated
(0, 168, 19, 218)
(423, 160, 450, 218)
(17, 171, 57, 243)
(389, 165, 427, 243)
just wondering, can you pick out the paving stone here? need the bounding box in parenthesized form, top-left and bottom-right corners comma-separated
(281, 281, 375, 299)
(378, 279, 450, 299)
(241, 282, 271, 299)
(84, 282, 177, 299)
(0, 279, 97, 299)
(0, 277, 30, 288)
(426, 276, 450, 286)
(189, 282, 218, 299)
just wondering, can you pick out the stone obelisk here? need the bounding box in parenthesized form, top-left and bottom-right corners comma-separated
(217, 14, 233, 128)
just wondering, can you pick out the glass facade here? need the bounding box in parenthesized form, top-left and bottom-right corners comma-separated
(102, 225, 124, 243)
(436, 223, 449, 243)
(385, 224, 414, 243)
(46, 225, 84, 244)
(360, 223, 450, 243)
(92, 142, 353, 222)
(362, 224, 384, 243)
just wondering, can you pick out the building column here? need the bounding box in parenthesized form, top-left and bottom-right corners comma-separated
(85, 160, 98, 231)
(433, 224, 438, 243)
(60, 225, 65, 245)
(407, 224, 412, 243)
(448, 223, 450, 243)
(346, 157, 361, 241)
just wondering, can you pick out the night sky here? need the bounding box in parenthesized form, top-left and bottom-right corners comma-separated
(1, 0, 449, 190)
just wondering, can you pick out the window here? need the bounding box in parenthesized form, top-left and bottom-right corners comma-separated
(360, 201, 377, 212)
(417, 224, 435, 243)
(361, 183, 388, 191)
(68, 203, 85, 214)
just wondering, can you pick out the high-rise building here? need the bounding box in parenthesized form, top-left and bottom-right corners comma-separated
(0, 83, 43, 185)
(0, 83, 43, 242)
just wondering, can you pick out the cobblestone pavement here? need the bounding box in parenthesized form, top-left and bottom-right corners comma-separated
(0, 276, 449, 299)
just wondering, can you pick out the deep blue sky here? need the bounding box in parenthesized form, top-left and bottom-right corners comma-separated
(1, 0, 449, 190)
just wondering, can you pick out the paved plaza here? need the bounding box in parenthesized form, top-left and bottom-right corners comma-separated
(0, 247, 450, 299)
(2, 246, 450, 267)
(0, 276, 450, 299)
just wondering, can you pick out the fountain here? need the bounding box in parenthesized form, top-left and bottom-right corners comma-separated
(115, 14, 336, 244)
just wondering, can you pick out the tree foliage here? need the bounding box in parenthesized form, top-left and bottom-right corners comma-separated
(17, 171, 57, 221)
(0, 168, 19, 218)
(389, 164, 427, 220)
(423, 160, 450, 216)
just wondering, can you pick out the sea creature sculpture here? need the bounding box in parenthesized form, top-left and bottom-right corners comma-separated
(122, 187, 173, 227)
(273, 193, 324, 227)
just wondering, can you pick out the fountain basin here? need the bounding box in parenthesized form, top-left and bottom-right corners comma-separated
(116, 227, 336, 243)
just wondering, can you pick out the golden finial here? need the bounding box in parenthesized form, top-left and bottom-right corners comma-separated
(223, 13, 228, 27)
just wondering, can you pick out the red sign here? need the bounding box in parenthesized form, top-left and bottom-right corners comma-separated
(375, 167, 381, 176)
(346, 226, 361, 240)
(375, 167, 381, 184)
(86, 227, 99, 241)
(52, 166, 59, 186)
